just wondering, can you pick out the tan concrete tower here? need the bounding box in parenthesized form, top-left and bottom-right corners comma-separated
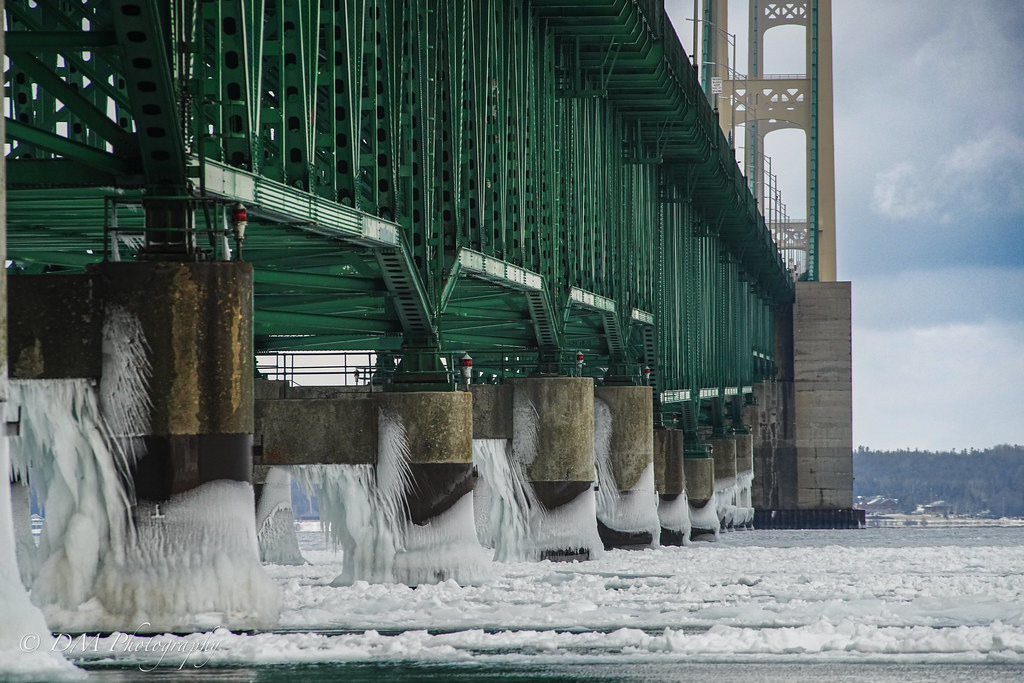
(698, 1, 853, 526)
(706, 0, 837, 282)
(746, 0, 836, 282)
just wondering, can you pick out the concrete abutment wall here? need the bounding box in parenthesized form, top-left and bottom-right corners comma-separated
(750, 281, 856, 528)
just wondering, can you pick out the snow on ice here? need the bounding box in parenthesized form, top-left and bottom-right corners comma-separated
(36, 526, 1024, 671)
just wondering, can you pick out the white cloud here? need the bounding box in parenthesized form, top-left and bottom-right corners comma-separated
(870, 127, 1024, 223)
(870, 162, 936, 221)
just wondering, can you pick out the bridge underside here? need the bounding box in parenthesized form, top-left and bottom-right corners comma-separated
(5, 0, 791, 424)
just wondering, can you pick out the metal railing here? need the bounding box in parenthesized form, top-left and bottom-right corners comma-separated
(254, 350, 650, 387)
(103, 195, 245, 262)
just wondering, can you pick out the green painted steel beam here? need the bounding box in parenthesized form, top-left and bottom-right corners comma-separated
(198, 158, 401, 247)
(4, 30, 117, 50)
(5, 119, 134, 173)
(7, 52, 136, 153)
(252, 269, 383, 293)
(255, 310, 399, 336)
(108, 0, 186, 191)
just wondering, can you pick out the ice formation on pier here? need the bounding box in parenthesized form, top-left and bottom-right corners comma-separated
(256, 468, 306, 566)
(657, 490, 692, 545)
(689, 495, 721, 539)
(475, 392, 603, 561)
(295, 410, 488, 586)
(7, 308, 279, 632)
(715, 471, 755, 530)
(97, 481, 280, 632)
(0, 437, 83, 681)
(10, 379, 135, 614)
(475, 437, 604, 562)
(593, 399, 661, 546)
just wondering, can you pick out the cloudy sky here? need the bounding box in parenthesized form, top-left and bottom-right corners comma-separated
(666, 1, 1024, 451)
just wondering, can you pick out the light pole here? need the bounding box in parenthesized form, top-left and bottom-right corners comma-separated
(686, 18, 742, 151)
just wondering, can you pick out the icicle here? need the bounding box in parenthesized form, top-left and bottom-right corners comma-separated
(511, 391, 540, 468)
(657, 490, 693, 546)
(256, 468, 306, 566)
(100, 307, 151, 446)
(0, 420, 83, 680)
(473, 439, 536, 561)
(295, 410, 488, 586)
(10, 479, 39, 587)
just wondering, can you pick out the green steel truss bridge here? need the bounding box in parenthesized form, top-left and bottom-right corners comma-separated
(4, 0, 792, 427)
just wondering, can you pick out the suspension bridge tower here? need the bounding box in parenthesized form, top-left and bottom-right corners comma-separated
(698, 0, 853, 524)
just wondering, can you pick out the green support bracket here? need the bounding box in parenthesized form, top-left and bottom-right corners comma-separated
(388, 333, 455, 393)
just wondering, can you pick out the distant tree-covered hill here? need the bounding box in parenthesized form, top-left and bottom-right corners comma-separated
(854, 445, 1024, 517)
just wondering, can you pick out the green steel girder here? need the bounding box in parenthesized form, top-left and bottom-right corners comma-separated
(252, 269, 383, 293)
(5, 119, 135, 175)
(108, 0, 186, 191)
(5, 0, 788, 400)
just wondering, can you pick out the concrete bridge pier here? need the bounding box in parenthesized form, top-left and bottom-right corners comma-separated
(255, 382, 487, 584)
(99, 262, 255, 506)
(751, 282, 858, 529)
(6, 261, 278, 630)
(593, 386, 659, 549)
(95, 261, 278, 629)
(509, 377, 601, 561)
(684, 444, 717, 539)
(375, 390, 487, 583)
(707, 433, 738, 529)
(653, 428, 689, 545)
